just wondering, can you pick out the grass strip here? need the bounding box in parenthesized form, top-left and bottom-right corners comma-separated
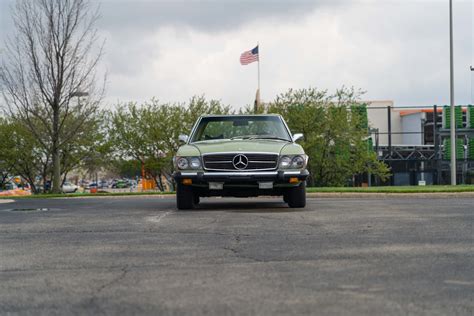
(306, 185, 474, 193)
(2, 185, 474, 199)
(0, 191, 174, 199)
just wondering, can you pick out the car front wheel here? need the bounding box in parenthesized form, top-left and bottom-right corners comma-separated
(193, 194, 200, 205)
(286, 181, 306, 208)
(176, 183, 196, 210)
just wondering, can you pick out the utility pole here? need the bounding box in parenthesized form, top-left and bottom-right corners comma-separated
(449, 0, 456, 185)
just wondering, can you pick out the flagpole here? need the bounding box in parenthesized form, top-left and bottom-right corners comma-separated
(257, 42, 261, 112)
(257, 42, 260, 93)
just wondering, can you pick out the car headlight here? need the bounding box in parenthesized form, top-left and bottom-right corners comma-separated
(291, 155, 305, 169)
(189, 157, 201, 169)
(279, 156, 292, 169)
(176, 156, 202, 170)
(177, 157, 189, 170)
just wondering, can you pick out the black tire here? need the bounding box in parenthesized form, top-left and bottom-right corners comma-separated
(283, 194, 289, 203)
(193, 194, 200, 205)
(286, 181, 306, 208)
(176, 183, 196, 210)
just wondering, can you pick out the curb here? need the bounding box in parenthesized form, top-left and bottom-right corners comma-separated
(53, 194, 175, 199)
(306, 192, 474, 198)
(57, 192, 474, 199)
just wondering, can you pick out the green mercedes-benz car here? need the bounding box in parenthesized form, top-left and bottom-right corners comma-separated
(172, 114, 309, 209)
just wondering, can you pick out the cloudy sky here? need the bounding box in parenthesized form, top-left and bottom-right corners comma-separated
(1, 0, 473, 109)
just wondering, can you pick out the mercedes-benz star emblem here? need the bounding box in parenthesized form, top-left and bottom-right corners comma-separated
(232, 154, 248, 170)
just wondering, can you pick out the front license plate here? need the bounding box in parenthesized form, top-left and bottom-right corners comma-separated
(258, 182, 273, 189)
(209, 182, 224, 190)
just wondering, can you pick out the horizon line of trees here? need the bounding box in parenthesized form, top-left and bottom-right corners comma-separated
(0, 88, 390, 192)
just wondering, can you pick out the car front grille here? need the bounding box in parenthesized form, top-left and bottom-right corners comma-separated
(203, 153, 279, 171)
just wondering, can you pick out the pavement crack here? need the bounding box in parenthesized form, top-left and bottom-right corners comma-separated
(96, 265, 129, 294)
(223, 246, 239, 254)
(222, 233, 264, 263)
(223, 234, 240, 254)
(84, 265, 129, 313)
(223, 233, 241, 255)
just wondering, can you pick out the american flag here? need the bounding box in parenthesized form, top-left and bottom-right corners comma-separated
(240, 45, 259, 65)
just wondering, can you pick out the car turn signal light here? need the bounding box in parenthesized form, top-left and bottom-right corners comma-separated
(289, 177, 299, 184)
(182, 179, 192, 185)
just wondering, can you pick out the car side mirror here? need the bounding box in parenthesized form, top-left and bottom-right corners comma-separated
(292, 133, 303, 142)
(179, 134, 189, 143)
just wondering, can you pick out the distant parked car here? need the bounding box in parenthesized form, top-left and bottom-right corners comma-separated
(112, 180, 129, 189)
(98, 180, 108, 189)
(3, 182, 18, 191)
(44, 180, 52, 192)
(62, 182, 79, 193)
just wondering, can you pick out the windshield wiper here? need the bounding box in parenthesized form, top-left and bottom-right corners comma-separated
(249, 136, 291, 142)
(230, 135, 258, 140)
(193, 138, 230, 143)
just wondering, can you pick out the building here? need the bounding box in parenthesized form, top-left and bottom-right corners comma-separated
(362, 101, 474, 185)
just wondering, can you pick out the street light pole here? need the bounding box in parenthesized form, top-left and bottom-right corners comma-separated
(449, 0, 456, 185)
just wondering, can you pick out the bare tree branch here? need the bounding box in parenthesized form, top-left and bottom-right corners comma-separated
(0, 0, 106, 193)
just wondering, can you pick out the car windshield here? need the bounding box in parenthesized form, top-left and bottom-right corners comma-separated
(190, 116, 291, 142)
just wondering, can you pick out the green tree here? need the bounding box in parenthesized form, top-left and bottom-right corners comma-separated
(110, 96, 231, 190)
(110, 159, 142, 179)
(3, 118, 46, 193)
(0, 111, 109, 193)
(0, 117, 16, 189)
(60, 110, 112, 184)
(0, 0, 105, 193)
(267, 87, 390, 187)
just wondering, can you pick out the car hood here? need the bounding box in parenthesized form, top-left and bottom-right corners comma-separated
(191, 140, 288, 155)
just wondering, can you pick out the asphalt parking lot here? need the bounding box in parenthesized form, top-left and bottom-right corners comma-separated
(0, 196, 473, 315)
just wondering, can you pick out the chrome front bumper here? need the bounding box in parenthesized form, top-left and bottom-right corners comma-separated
(173, 169, 309, 182)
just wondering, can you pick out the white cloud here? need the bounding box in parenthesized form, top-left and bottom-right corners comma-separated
(103, 0, 473, 109)
(2, 0, 472, 109)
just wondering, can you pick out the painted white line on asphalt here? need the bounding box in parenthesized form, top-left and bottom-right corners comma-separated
(444, 280, 474, 286)
(147, 210, 174, 224)
(0, 199, 15, 204)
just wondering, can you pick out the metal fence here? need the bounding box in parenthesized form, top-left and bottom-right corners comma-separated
(362, 104, 474, 185)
